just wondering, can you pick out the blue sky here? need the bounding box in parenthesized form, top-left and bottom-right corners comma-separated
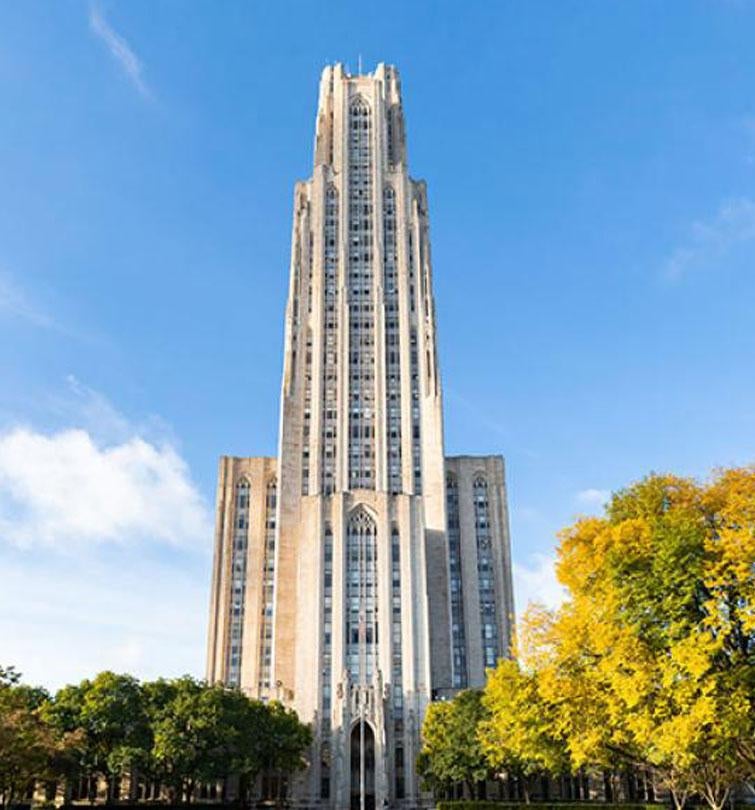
(1, 1, 754, 688)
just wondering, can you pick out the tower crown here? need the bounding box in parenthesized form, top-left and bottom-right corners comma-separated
(314, 62, 406, 170)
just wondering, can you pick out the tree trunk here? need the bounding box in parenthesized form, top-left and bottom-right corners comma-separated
(669, 786, 688, 810)
(702, 781, 730, 810)
(612, 772, 621, 804)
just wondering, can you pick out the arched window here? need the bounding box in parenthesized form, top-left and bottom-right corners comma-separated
(227, 478, 251, 687)
(473, 476, 499, 669)
(345, 509, 377, 680)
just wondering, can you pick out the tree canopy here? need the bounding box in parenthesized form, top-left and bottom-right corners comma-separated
(418, 467, 754, 810)
(521, 468, 755, 810)
(0, 669, 311, 808)
(417, 689, 490, 796)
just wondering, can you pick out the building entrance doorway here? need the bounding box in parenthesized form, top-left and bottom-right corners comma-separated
(350, 720, 375, 810)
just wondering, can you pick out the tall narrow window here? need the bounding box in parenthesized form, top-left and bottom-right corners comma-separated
(383, 186, 402, 494)
(321, 524, 333, 799)
(227, 479, 250, 687)
(474, 476, 499, 669)
(321, 185, 339, 495)
(302, 330, 312, 494)
(258, 478, 277, 691)
(391, 525, 405, 799)
(446, 473, 468, 688)
(289, 200, 306, 391)
(410, 327, 422, 493)
(345, 509, 378, 680)
(347, 98, 375, 490)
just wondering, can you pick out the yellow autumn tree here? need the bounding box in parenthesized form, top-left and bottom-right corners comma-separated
(532, 469, 755, 810)
(479, 654, 570, 803)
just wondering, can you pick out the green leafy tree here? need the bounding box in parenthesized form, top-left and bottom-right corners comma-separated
(43, 671, 150, 801)
(146, 677, 312, 805)
(0, 671, 82, 810)
(0, 680, 55, 809)
(417, 690, 490, 798)
(258, 701, 312, 801)
(146, 677, 229, 803)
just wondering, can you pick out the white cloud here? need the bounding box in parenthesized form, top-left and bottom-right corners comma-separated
(513, 552, 566, 615)
(89, 4, 151, 98)
(0, 271, 53, 328)
(663, 197, 755, 280)
(0, 427, 211, 550)
(576, 487, 610, 508)
(0, 384, 212, 689)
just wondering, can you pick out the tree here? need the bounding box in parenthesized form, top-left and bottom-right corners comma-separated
(417, 690, 490, 798)
(145, 677, 311, 805)
(244, 700, 313, 805)
(261, 701, 312, 781)
(0, 672, 83, 810)
(479, 658, 570, 802)
(43, 672, 150, 801)
(534, 469, 755, 810)
(147, 677, 231, 803)
(0, 681, 56, 809)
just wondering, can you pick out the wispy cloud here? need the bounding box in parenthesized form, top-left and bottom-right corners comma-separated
(513, 553, 566, 614)
(663, 197, 755, 280)
(89, 4, 151, 98)
(445, 386, 513, 442)
(0, 271, 53, 328)
(0, 549, 208, 689)
(576, 487, 610, 508)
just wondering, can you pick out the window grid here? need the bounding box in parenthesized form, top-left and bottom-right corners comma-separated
(302, 330, 312, 494)
(346, 509, 378, 681)
(258, 479, 277, 691)
(383, 186, 402, 494)
(290, 207, 303, 383)
(321, 185, 339, 495)
(446, 474, 468, 688)
(320, 525, 333, 799)
(410, 327, 422, 493)
(391, 525, 405, 799)
(347, 99, 376, 490)
(474, 476, 499, 669)
(227, 479, 250, 687)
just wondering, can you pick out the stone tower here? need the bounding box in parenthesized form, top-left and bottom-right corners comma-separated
(206, 63, 515, 810)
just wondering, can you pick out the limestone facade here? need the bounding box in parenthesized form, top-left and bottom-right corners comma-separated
(206, 63, 514, 810)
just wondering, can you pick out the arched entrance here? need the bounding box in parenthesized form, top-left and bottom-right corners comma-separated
(350, 720, 375, 810)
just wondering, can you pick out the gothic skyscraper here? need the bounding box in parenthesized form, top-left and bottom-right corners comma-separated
(206, 63, 515, 809)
